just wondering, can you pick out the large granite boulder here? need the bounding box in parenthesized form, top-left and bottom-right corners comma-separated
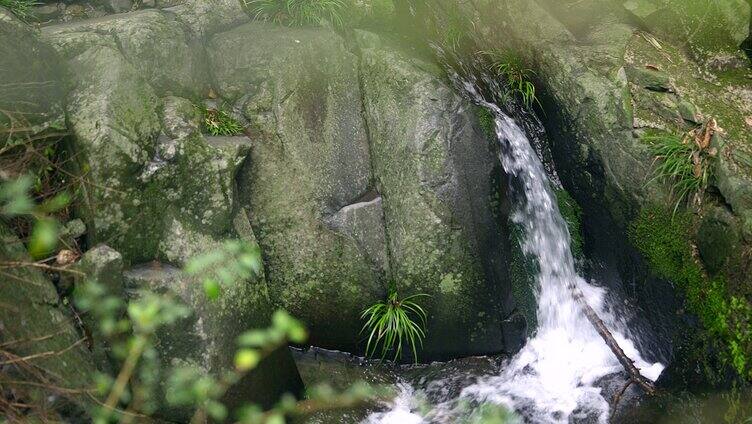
(357, 31, 513, 359)
(169, 0, 249, 38)
(28, 4, 521, 362)
(42, 9, 208, 97)
(208, 22, 515, 359)
(45, 28, 248, 263)
(209, 22, 385, 352)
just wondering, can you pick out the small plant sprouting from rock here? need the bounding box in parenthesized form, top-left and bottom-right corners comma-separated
(201, 107, 244, 136)
(481, 50, 539, 109)
(644, 119, 719, 213)
(361, 288, 428, 363)
(476, 106, 496, 139)
(243, 0, 346, 27)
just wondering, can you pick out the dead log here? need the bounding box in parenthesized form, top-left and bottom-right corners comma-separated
(567, 282, 657, 395)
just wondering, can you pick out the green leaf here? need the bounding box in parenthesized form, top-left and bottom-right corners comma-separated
(0, 175, 34, 216)
(205, 400, 228, 421)
(37, 192, 71, 214)
(203, 278, 221, 300)
(234, 348, 261, 371)
(28, 218, 58, 259)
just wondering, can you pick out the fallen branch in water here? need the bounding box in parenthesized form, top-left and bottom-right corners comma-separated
(567, 282, 657, 395)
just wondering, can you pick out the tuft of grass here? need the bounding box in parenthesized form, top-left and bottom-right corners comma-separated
(242, 0, 346, 27)
(201, 107, 244, 136)
(644, 131, 711, 213)
(361, 289, 428, 363)
(0, 0, 36, 22)
(481, 50, 539, 109)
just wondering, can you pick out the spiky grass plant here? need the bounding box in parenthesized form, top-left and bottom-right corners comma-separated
(361, 290, 428, 363)
(644, 131, 711, 213)
(202, 108, 244, 136)
(481, 50, 539, 109)
(243, 0, 346, 27)
(0, 0, 36, 21)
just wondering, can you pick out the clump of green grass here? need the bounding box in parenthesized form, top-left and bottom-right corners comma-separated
(643, 131, 712, 213)
(201, 108, 244, 136)
(242, 0, 346, 27)
(481, 50, 539, 109)
(361, 289, 428, 363)
(0, 0, 36, 22)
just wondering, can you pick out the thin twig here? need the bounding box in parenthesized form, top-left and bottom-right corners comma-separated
(0, 261, 84, 275)
(0, 338, 86, 366)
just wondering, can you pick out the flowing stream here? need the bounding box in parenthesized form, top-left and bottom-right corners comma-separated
(365, 74, 665, 423)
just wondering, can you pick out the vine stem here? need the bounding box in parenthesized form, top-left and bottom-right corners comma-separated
(101, 335, 148, 420)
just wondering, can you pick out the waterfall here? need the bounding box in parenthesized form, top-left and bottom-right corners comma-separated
(366, 72, 664, 423)
(456, 81, 664, 423)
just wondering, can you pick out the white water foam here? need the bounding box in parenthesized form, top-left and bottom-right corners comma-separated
(365, 383, 425, 424)
(365, 80, 664, 423)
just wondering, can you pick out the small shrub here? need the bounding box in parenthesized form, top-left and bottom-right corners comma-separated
(243, 0, 347, 27)
(361, 289, 428, 363)
(643, 131, 712, 213)
(0, 0, 35, 22)
(481, 50, 538, 109)
(201, 107, 244, 136)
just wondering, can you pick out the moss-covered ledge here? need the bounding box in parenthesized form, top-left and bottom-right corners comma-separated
(630, 206, 751, 383)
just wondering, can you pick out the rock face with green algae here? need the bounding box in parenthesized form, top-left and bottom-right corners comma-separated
(209, 22, 385, 352)
(123, 261, 303, 422)
(357, 31, 513, 359)
(0, 223, 98, 417)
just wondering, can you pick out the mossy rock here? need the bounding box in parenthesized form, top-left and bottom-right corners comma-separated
(42, 9, 208, 97)
(357, 30, 514, 359)
(630, 206, 752, 381)
(620, 0, 751, 60)
(63, 45, 250, 264)
(210, 23, 385, 352)
(0, 223, 98, 418)
(697, 207, 741, 275)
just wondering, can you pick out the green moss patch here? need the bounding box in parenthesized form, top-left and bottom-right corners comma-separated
(475, 106, 496, 140)
(555, 188, 584, 259)
(629, 206, 752, 380)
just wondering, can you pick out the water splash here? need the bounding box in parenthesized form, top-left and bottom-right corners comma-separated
(365, 74, 664, 423)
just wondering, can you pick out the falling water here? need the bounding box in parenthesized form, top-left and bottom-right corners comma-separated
(366, 71, 664, 423)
